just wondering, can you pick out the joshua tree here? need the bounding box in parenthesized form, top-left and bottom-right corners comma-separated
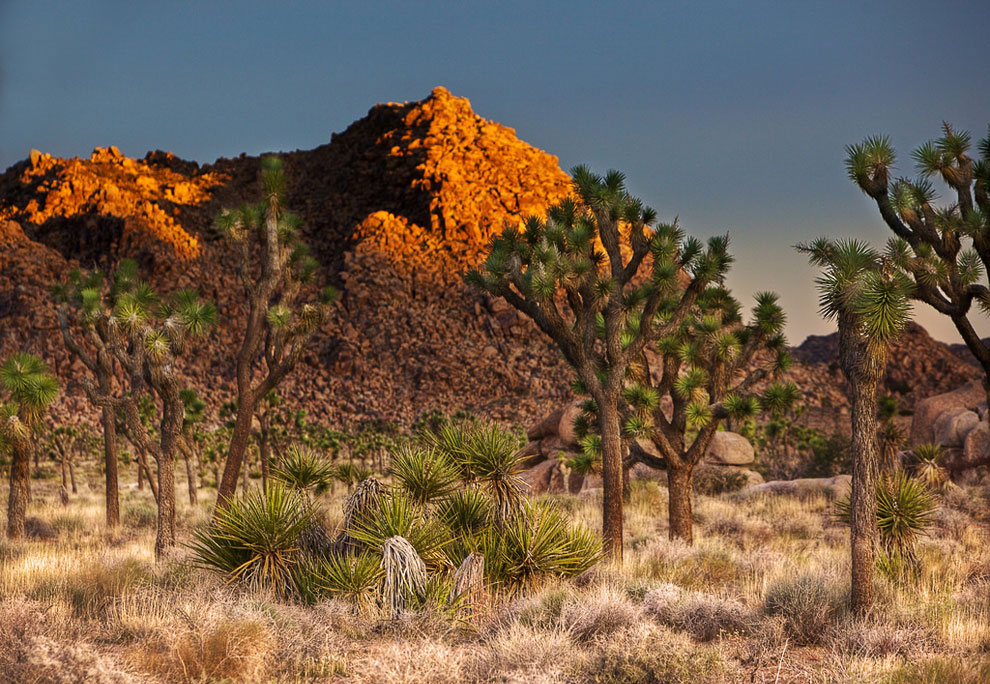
(469, 167, 729, 560)
(619, 287, 790, 544)
(214, 156, 338, 508)
(800, 238, 912, 614)
(49, 425, 80, 498)
(179, 389, 206, 506)
(55, 260, 215, 557)
(846, 125, 990, 400)
(1, 354, 59, 539)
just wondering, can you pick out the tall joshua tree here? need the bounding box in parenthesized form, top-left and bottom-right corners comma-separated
(621, 284, 789, 544)
(800, 238, 912, 614)
(214, 156, 338, 508)
(846, 125, 990, 398)
(1, 354, 59, 539)
(55, 260, 215, 557)
(469, 167, 728, 560)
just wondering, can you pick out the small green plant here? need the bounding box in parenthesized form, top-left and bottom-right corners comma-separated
(835, 471, 938, 574)
(389, 446, 460, 505)
(911, 443, 948, 490)
(271, 443, 336, 493)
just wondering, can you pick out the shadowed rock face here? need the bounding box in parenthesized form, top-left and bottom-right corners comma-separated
(0, 87, 980, 433)
(0, 87, 574, 428)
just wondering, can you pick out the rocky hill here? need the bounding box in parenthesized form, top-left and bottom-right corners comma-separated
(0, 87, 981, 433)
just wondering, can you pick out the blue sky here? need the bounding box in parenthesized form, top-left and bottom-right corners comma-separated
(2, 1, 988, 341)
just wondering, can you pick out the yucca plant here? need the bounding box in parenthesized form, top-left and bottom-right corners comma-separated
(836, 471, 938, 575)
(348, 489, 451, 568)
(423, 421, 472, 479)
(189, 483, 312, 598)
(380, 536, 428, 618)
(302, 551, 383, 608)
(912, 443, 949, 490)
(1, 353, 59, 539)
(462, 422, 525, 526)
(272, 443, 336, 494)
(390, 445, 460, 505)
(436, 487, 493, 537)
(479, 500, 601, 593)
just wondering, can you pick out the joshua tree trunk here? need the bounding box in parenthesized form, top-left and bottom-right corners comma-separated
(68, 455, 77, 494)
(6, 442, 29, 539)
(839, 313, 882, 615)
(136, 448, 159, 503)
(137, 457, 144, 490)
(217, 398, 255, 505)
(60, 450, 69, 491)
(598, 394, 624, 561)
(183, 440, 198, 506)
(667, 463, 694, 545)
(260, 435, 271, 494)
(154, 382, 183, 559)
(102, 406, 119, 527)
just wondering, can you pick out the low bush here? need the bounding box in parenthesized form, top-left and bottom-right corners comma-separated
(763, 571, 845, 645)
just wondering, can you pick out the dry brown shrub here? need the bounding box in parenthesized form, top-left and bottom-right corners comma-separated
(642, 583, 757, 641)
(0, 599, 146, 683)
(130, 615, 273, 682)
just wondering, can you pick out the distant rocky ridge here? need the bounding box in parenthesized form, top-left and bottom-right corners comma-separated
(0, 87, 981, 433)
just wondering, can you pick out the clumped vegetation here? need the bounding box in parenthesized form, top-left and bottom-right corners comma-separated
(190, 420, 600, 609)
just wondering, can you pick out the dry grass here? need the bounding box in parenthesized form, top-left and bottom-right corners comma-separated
(2, 464, 988, 683)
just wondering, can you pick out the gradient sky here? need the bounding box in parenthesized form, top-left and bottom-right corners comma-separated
(2, 1, 989, 342)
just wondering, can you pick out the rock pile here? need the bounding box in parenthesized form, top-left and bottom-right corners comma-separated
(907, 380, 990, 477)
(517, 404, 763, 495)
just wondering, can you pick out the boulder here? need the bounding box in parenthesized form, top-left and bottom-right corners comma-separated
(705, 431, 755, 465)
(519, 458, 567, 495)
(527, 406, 565, 441)
(516, 440, 542, 467)
(556, 402, 584, 446)
(911, 380, 985, 445)
(539, 435, 568, 458)
(932, 408, 980, 448)
(737, 474, 851, 500)
(963, 422, 990, 468)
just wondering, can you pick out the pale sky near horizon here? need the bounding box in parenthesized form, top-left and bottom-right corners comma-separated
(1, 1, 988, 343)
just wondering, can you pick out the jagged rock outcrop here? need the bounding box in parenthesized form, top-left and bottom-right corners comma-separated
(0, 87, 982, 435)
(0, 87, 574, 428)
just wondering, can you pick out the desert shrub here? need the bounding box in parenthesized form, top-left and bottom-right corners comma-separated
(883, 657, 990, 684)
(134, 616, 273, 683)
(558, 585, 644, 642)
(692, 467, 750, 495)
(67, 558, 150, 618)
(122, 501, 156, 528)
(642, 583, 757, 641)
(634, 538, 740, 590)
(805, 431, 852, 477)
(189, 482, 313, 598)
(763, 571, 845, 645)
(581, 623, 730, 684)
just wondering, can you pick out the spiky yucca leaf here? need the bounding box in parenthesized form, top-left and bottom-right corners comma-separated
(302, 551, 383, 608)
(436, 488, 493, 536)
